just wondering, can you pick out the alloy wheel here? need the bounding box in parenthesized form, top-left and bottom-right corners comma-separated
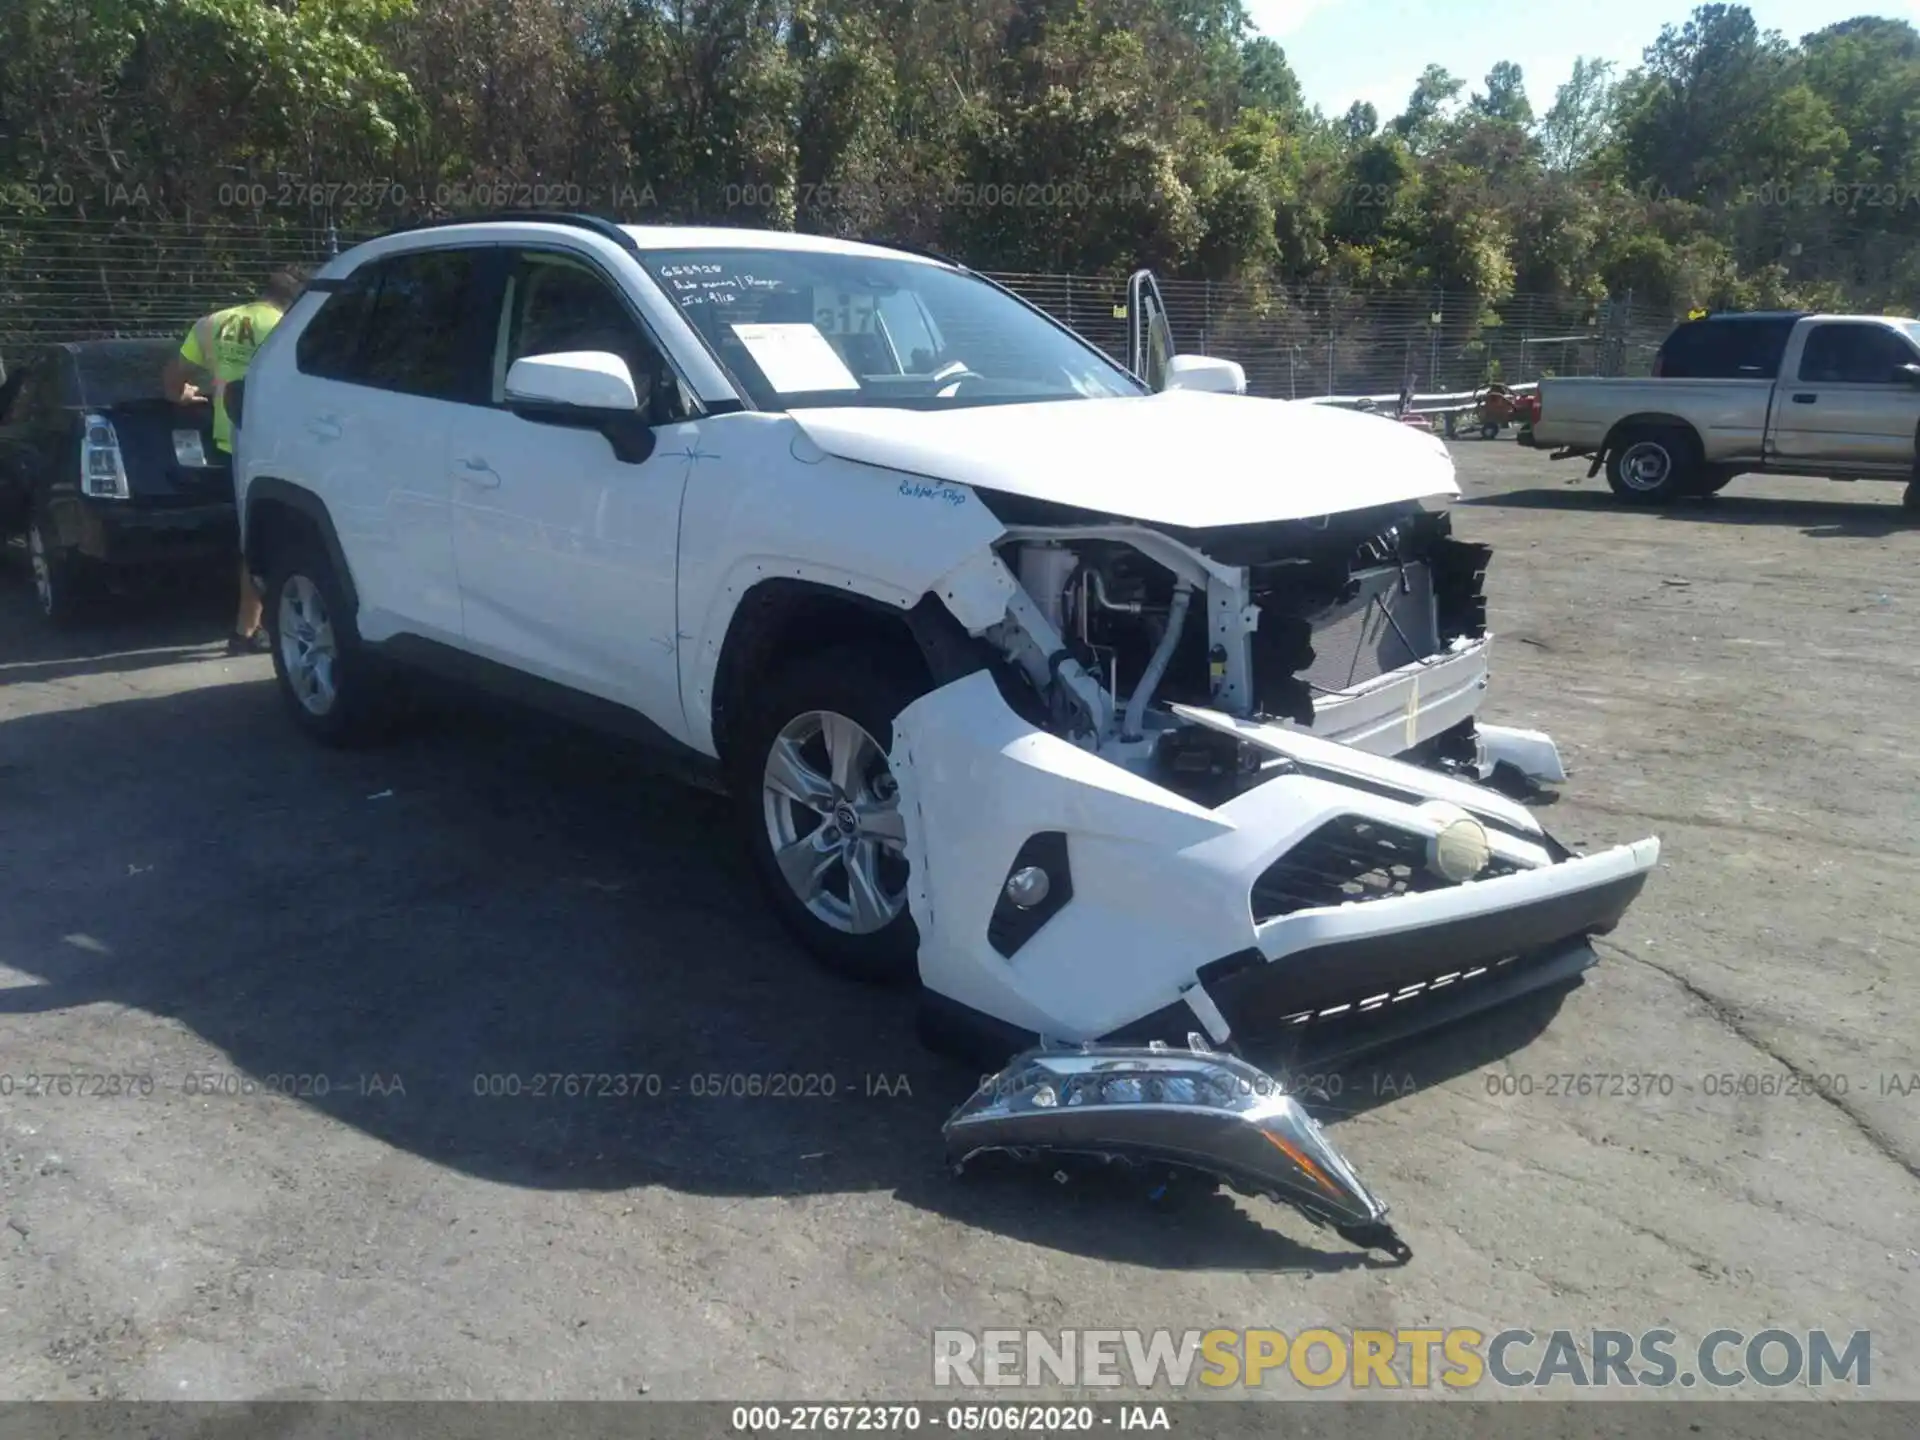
(278, 575, 340, 716)
(760, 709, 909, 935)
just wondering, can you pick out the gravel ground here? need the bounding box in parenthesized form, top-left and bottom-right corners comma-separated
(0, 442, 1915, 1404)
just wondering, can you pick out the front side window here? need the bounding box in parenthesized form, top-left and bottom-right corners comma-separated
(355, 249, 490, 402)
(1799, 323, 1913, 385)
(492, 251, 686, 421)
(638, 247, 1144, 411)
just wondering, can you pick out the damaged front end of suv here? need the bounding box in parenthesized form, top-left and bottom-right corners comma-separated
(778, 392, 1659, 1253)
(851, 442, 1657, 1256)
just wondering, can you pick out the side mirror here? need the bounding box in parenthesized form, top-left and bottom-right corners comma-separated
(505, 351, 653, 463)
(1163, 354, 1247, 396)
(1895, 363, 1920, 388)
(506, 351, 640, 412)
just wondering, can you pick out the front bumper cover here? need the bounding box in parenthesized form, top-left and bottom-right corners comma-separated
(892, 670, 1658, 1063)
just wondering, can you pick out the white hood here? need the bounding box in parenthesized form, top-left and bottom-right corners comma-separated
(790, 389, 1458, 528)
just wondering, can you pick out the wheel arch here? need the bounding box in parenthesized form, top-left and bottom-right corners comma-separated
(706, 577, 994, 769)
(243, 477, 359, 615)
(1601, 413, 1703, 457)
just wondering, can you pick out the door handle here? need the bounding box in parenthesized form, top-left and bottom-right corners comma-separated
(306, 416, 343, 440)
(455, 457, 501, 488)
(1791, 393, 1817, 404)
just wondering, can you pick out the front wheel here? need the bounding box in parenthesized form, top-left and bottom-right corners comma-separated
(27, 509, 88, 627)
(1605, 427, 1699, 504)
(264, 541, 395, 747)
(734, 644, 927, 985)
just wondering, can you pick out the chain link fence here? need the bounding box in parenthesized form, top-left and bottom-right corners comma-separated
(0, 216, 1679, 394)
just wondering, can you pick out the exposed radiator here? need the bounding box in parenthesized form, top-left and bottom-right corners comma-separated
(1298, 562, 1441, 692)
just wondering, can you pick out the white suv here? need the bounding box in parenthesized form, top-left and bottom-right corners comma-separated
(235, 214, 1656, 1070)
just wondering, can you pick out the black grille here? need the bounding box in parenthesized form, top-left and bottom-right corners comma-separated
(1250, 815, 1522, 923)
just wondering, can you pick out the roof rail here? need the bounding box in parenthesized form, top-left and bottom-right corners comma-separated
(374, 211, 640, 254)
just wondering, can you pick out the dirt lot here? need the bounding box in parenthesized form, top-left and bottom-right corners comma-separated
(1, 442, 1916, 1404)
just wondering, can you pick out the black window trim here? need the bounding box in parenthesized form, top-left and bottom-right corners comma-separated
(488, 241, 712, 424)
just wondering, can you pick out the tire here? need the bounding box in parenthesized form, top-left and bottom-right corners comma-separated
(1690, 469, 1736, 496)
(733, 642, 929, 985)
(1905, 479, 1920, 515)
(1480, 421, 1500, 440)
(263, 539, 394, 747)
(1605, 426, 1699, 504)
(27, 507, 88, 627)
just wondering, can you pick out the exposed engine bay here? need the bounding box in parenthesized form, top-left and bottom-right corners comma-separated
(964, 493, 1502, 806)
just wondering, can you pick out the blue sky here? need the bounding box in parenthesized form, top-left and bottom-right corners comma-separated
(1245, 0, 1920, 121)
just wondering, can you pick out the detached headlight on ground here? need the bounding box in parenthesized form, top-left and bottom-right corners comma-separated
(944, 1041, 1412, 1261)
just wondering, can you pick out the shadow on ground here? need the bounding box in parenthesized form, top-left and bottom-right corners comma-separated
(1467, 485, 1920, 540)
(0, 538, 234, 673)
(0, 616, 1563, 1272)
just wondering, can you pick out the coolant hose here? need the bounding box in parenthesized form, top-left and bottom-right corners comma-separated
(1123, 581, 1194, 741)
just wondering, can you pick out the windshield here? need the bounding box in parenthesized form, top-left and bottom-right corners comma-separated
(638, 247, 1145, 410)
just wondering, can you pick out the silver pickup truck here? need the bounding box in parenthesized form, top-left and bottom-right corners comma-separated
(1524, 311, 1920, 510)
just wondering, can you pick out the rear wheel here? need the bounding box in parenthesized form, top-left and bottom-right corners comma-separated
(27, 508, 87, 627)
(264, 540, 395, 746)
(733, 643, 927, 985)
(1905, 479, 1920, 515)
(1605, 426, 1699, 504)
(1480, 421, 1500, 440)
(1690, 469, 1736, 496)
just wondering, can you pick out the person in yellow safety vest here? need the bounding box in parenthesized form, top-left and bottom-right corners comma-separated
(163, 266, 308, 654)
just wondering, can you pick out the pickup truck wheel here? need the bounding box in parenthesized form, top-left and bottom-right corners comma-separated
(736, 644, 926, 986)
(1606, 427, 1698, 504)
(263, 541, 393, 747)
(1905, 479, 1920, 515)
(1690, 470, 1736, 496)
(27, 509, 88, 627)
(1480, 421, 1500, 440)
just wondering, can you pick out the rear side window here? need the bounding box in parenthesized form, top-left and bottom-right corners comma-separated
(1798, 323, 1913, 384)
(296, 272, 379, 381)
(1657, 319, 1794, 378)
(305, 249, 490, 403)
(359, 250, 489, 402)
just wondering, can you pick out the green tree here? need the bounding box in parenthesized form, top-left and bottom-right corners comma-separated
(1538, 57, 1616, 172)
(1471, 61, 1532, 126)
